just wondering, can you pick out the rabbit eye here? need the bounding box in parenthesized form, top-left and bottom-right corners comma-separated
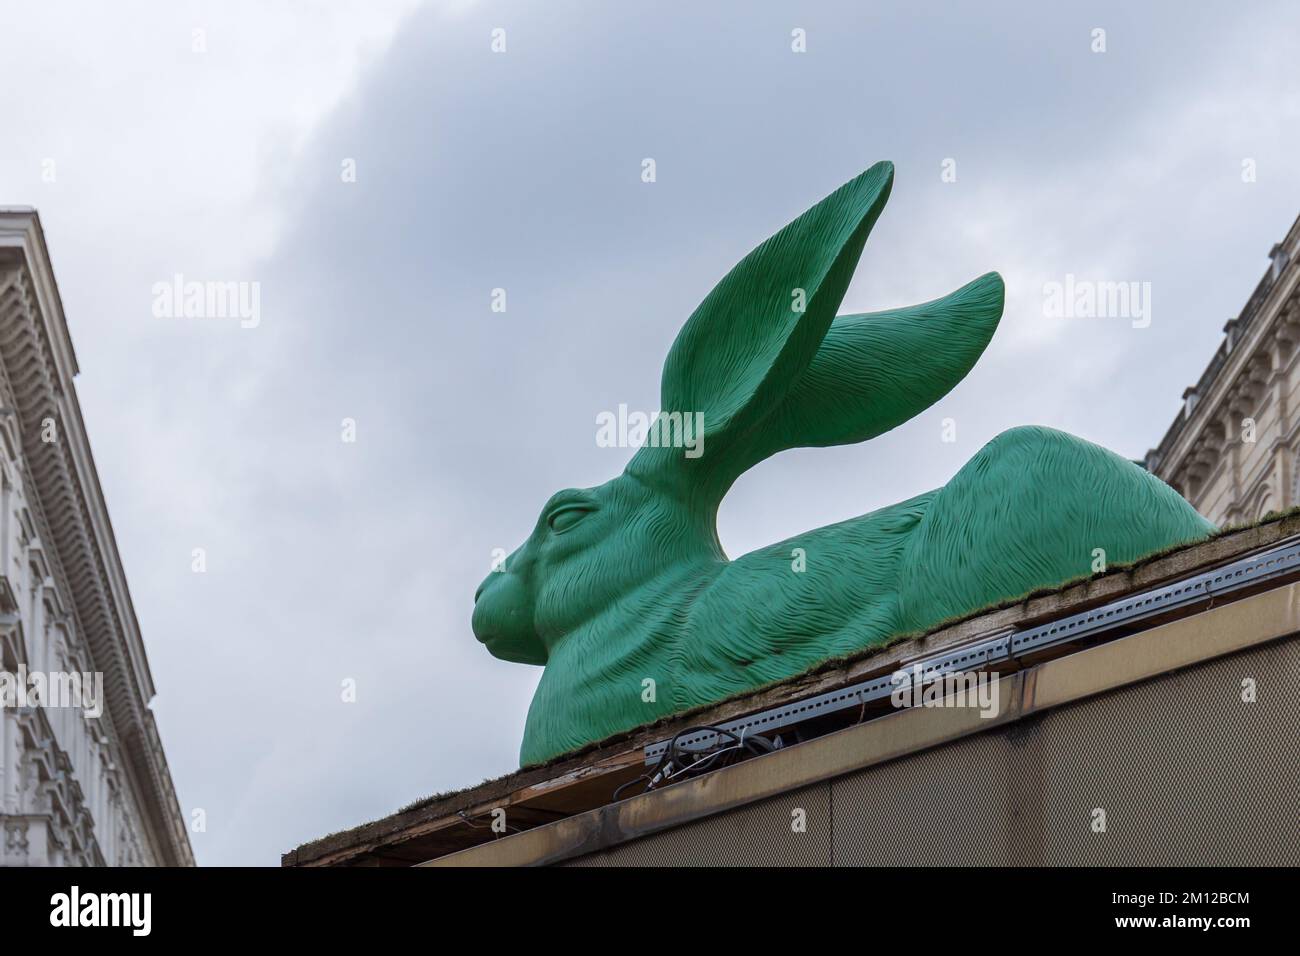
(547, 505, 592, 534)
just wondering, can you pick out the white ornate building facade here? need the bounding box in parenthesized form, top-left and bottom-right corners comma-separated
(1147, 212, 1300, 527)
(0, 210, 192, 866)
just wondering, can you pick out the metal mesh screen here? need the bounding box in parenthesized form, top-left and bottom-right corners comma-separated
(1037, 637, 1300, 867)
(565, 783, 831, 867)
(831, 719, 1021, 865)
(562, 637, 1299, 867)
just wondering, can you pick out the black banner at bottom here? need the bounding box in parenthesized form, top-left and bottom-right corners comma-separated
(0, 865, 1276, 940)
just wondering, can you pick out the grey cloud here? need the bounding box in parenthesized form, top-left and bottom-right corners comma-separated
(6, 0, 1297, 863)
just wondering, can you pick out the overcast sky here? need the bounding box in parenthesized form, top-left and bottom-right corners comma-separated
(2, 0, 1298, 865)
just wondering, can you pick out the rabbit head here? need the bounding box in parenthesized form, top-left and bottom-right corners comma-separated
(471, 473, 716, 664)
(472, 161, 1004, 666)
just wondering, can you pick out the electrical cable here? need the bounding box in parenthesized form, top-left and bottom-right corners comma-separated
(615, 724, 776, 801)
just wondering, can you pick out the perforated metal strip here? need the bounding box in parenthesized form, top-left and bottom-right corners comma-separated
(644, 535, 1300, 765)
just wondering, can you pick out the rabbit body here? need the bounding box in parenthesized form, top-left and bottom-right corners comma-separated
(518, 426, 1210, 764)
(474, 162, 1215, 766)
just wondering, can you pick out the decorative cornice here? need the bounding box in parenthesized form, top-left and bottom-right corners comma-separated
(1149, 210, 1300, 481)
(0, 209, 193, 866)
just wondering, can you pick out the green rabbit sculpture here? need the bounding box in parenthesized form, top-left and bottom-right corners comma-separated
(472, 161, 1215, 766)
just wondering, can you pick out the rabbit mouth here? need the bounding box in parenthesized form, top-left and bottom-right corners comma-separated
(475, 630, 504, 651)
(472, 586, 546, 663)
(470, 601, 504, 645)
(473, 619, 546, 666)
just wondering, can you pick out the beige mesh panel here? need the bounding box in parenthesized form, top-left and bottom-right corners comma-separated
(566, 783, 831, 866)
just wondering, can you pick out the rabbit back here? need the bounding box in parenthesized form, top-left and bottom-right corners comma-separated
(896, 425, 1216, 633)
(672, 490, 934, 705)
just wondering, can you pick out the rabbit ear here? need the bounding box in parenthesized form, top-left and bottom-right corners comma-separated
(628, 162, 894, 498)
(743, 271, 1004, 464)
